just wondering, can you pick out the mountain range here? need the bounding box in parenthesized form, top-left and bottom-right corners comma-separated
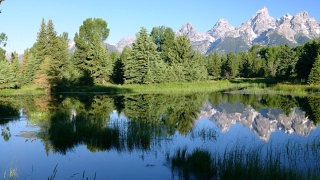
(115, 6, 320, 54)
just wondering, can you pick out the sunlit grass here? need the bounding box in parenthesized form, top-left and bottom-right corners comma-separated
(104, 80, 251, 94)
(1, 79, 319, 96)
(0, 85, 44, 96)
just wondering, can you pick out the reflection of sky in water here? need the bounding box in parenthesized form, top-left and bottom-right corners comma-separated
(1, 111, 320, 179)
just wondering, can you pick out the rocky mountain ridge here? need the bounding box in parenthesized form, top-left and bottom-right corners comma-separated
(115, 6, 320, 54)
(178, 6, 320, 54)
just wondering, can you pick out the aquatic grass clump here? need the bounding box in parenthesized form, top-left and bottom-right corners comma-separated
(171, 147, 216, 180)
(170, 141, 320, 180)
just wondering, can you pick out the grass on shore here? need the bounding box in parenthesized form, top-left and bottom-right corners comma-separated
(0, 79, 319, 96)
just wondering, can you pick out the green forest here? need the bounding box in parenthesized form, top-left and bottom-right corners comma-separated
(1, 18, 320, 94)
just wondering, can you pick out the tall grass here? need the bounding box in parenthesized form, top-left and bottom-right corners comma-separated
(171, 139, 320, 180)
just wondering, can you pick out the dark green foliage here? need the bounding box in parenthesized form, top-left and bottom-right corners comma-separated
(260, 46, 280, 77)
(32, 19, 70, 93)
(308, 54, 320, 85)
(0, 50, 17, 89)
(124, 27, 162, 84)
(276, 44, 297, 79)
(166, 35, 207, 82)
(23, 48, 38, 85)
(171, 147, 215, 179)
(296, 37, 320, 81)
(10, 51, 21, 87)
(206, 50, 221, 78)
(226, 51, 239, 78)
(73, 18, 112, 86)
(150, 26, 175, 62)
(238, 52, 251, 78)
(112, 46, 130, 84)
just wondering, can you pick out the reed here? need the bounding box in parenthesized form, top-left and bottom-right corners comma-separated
(171, 139, 320, 180)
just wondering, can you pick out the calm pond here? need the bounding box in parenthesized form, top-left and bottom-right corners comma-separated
(0, 92, 320, 179)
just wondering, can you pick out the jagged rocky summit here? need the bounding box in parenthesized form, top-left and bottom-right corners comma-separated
(115, 6, 320, 54)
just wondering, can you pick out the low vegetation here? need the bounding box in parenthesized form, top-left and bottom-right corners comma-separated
(170, 138, 320, 180)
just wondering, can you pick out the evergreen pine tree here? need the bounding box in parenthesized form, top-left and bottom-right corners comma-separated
(124, 27, 161, 84)
(308, 54, 320, 85)
(0, 50, 17, 89)
(73, 18, 111, 85)
(276, 44, 297, 79)
(112, 46, 130, 84)
(20, 49, 29, 85)
(34, 57, 51, 93)
(10, 51, 21, 87)
(167, 35, 194, 81)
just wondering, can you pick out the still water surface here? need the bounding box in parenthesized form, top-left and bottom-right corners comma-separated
(0, 92, 320, 179)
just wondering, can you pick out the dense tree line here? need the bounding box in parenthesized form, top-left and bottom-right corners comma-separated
(1, 18, 320, 92)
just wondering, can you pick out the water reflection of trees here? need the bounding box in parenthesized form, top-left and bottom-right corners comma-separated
(0, 99, 19, 141)
(2, 92, 320, 154)
(37, 93, 206, 154)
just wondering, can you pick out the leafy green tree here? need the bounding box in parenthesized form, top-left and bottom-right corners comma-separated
(262, 46, 280, 77)
(296, 37, 320, 82)
(238, 52, 251, 78)
(206, 50, 221, 78)
(87, 33, 112, 84)
(247, 44, 266, 77)
(10, 52, 21, 87)
(24, 47, 38, 85)
(276, 44, 297, 79)
(187, 52, 208, 81)
(124, 27, 162, 84)
(220, 53, 228, 78)
(73, 18, 111, 85)
(20, 49, 29, 85)
(167, 35, 194, 81)
(35, 18, 48, 66)
(226, 51, 239, 78)
(308, 54, 320, 85)
(0, 52, 17, 89)
(150, 26, 175, 61)
(112, 46, 130, 84)
(32, 19, 70, 92)
(34, 57, 51, 93)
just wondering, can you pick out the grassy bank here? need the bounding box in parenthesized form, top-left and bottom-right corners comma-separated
(0, 85, 45, 96)
(236, 83, 320, 96)
(58, 80, 252, 94)
(1, 79, 319, 96)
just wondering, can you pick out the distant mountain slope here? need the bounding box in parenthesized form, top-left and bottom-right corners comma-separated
(116, 7, 320, 54)
(68, 40, 119, 54)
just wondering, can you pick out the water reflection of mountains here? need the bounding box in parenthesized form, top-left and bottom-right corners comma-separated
(1, 93, 320, 153)
(199, 101, 316, 142)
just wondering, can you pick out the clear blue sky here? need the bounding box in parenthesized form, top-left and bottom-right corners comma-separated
(0, 0, 319, 54)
